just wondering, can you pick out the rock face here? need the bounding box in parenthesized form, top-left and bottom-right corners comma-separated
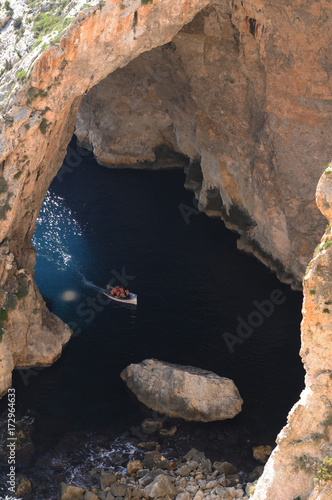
(253, 166, 332, 499)
(120, 359, 243, 422)
(0, 0, 210, 395)
(76, 0, 332, 288)
(0, 1, 331, 498)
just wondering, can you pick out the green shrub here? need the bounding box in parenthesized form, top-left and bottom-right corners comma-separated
(324, 240, 332, 250)
(24, 123, 30, 130)
(26, 86, 48, 103)
(39, 118, 49, 134)
(0, 176, 8, 194)
(0, 309, 8, 322)
(14, 170, 22, 179)
(309, 289, 316, 295)
(3, 115, 14, 126)
(315, 456, 332, 485)
(16, 275, 29, 299)
(6, 294, 18, 310)
(16, 69, 27, 83)
(141, 0, 153, 4)
(33, 13, 58, 36)
(0, 193, 12, 220)
(14, 17, 22, 29)
(5, 1, 13, 15)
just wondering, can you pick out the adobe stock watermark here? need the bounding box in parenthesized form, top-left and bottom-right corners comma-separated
(17, 267, 135, 387)
(223, 289, 286, 353)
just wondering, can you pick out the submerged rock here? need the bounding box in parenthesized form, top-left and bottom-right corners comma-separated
(120, 359, 243, 422)
(15, 474, 32, 498)
(141, 418, 163, 435)
(127, 459, 143, 475)
(252, 445, 273, 464)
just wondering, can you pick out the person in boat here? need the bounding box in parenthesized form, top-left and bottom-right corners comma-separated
(125, 290, 130, 298)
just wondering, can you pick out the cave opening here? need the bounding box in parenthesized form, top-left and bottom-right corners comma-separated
(4, 130, 304, 497)
(0, 4, 316, 498)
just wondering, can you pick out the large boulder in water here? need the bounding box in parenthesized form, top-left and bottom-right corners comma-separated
(120, 359, 243, 422)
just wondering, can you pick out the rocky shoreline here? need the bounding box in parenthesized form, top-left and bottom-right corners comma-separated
(3, 416, 271, 500)
(56, 442, 265, 500)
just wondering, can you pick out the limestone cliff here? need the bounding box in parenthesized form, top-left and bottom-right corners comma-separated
(0, 1, 331, 499)
(76, 0, 332, 288)
(252, 166, 332, 499)
(0, 0, 210, 396)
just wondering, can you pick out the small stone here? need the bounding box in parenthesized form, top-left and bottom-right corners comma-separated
(176, 492, 190, 500)
(16, 474, 32, 497)
(187, 461, 198, 471)
(141, 419, 163, 435)
(138, 469, 167, 487)
(247, 465, 264, 482)
(224, 474, 241, 486)
(193, 489, 204, 500)
(83, 492, 99, 500)
(110, 483, 127, 497)
(138, 441, 161, 451)
(186, 485, 198, 494)
(215, 487, 225, 496)
(178, 478, 186, 489)
(225, 486, 238, 498)
(253, 445, 273, 464)
(184, 449, 206, 462)
(206, 480, 219, 489)
(143, 475, 178, 498)
(159, 426, 177, 438)
(58, 483, 85, 500)
(201, 458, 212, 472)
(142, 451, 170, 470)
(212, 461, 237, 476)
(132, 485, 144, 498)
(136, 469, 149, 479)
(177, 466, 190, 477)
(100, 472, 117, 490)
(245, 482, 257, 496)
(105, 493, 115, 500)
(127, 460, 143, 476)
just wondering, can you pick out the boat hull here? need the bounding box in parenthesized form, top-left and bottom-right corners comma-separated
(103, 290, 137, 305)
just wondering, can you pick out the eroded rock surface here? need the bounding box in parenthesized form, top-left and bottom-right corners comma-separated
(0, 1, 331, 499)
(0, 0, 210, 395)
(253, 166, 332, 499)
(76, 1, 332, 288)
(120, 359, 243, 422)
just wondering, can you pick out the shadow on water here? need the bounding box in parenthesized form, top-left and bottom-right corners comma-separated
(0, 137, 304, 497)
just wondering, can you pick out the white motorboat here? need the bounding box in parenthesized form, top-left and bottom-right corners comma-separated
(103, 285, 137, 305)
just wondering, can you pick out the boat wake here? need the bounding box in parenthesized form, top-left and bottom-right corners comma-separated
(78, 271, 105, 294)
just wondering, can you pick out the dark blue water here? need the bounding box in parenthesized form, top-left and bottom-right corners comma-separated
(1, 139, 304, 496)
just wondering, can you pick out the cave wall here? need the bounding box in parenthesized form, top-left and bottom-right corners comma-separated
(0, 0, 210, 395)
(76, 1, 332, 288)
